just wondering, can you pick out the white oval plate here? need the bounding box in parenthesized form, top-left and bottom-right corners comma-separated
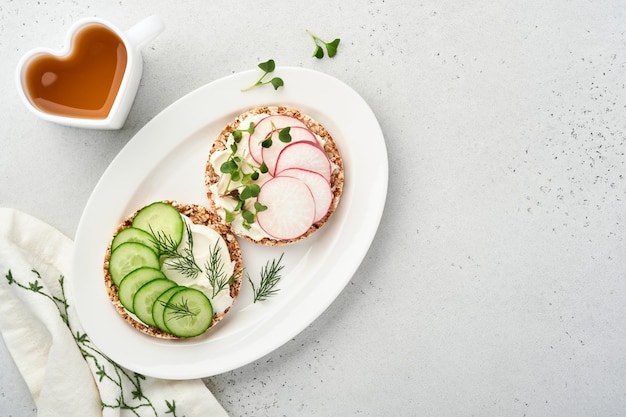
(71, 67, 388, 379)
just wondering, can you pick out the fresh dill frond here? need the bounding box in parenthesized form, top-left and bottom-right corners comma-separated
(152, 222, 202, 279)
(204, 241, 238, 297)
(248, 253, 285, 303)
(161, 298, 197, 321)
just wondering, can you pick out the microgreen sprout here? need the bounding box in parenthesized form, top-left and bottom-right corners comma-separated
(307, 30, 341, 58)
(241, 59, 284, 91)
(219, 138, 269, 229)
(262, 126, 292, 148)
(231, 122, 255, 143)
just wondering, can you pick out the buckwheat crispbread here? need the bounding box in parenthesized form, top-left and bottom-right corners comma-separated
(205, 106, 344, 245)
(103, 201, 243, 339)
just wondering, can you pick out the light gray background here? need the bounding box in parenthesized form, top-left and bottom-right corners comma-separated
(2, 1, 626, 416)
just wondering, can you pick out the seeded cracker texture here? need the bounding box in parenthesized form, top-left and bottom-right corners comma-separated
(103, 201, 243, 339)
(205, 106, 344, 245)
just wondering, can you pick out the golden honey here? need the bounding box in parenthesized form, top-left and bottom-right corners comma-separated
(24, 23, 127, 119)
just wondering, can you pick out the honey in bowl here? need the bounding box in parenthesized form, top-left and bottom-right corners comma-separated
(24, 23, 127, 119)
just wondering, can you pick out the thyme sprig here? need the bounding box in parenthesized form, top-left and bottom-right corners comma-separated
(204, 241, 238, 297)
(152, 222, 202, 279)
(248, 253, 285, 302)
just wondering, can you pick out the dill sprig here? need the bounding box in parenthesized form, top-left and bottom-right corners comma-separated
(204, 241, 238, 297)
(248, 253, 285, 303)
(161, 297, 197, 321)
(152, 222, 202, 279)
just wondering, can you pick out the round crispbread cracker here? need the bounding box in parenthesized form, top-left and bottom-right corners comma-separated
(103, 201, 243, 339)
(205, 105, 344, 246)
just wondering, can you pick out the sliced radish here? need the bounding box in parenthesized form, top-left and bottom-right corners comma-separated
(262, 127, 319, 176)
(248, 115, 308, 164)
(279, 168, 333, 223)
(256, 176, 315, 240)
(275, 141, 332, 182)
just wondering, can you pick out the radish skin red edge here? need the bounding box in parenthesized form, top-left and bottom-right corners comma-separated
(248, 115, 308, 164)
(262, 126, 319, 176)
(278, 168, 333, 223)
(256, 176, 316, 240)
(275, 141, 332, 182)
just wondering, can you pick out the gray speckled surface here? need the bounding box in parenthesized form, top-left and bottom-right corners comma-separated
(2, 1, 626, 416)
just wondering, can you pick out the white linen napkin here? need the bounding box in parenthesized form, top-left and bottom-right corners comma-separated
(0, 208, 229, 417)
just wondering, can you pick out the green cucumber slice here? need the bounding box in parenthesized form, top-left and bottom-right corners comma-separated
(131, 202, 184, 248)
(117, 267, 165, 313)
(111, 227, 158, 254)
(163, 288, 213, 338)
(152, 286, 185, 332)
(133, 278, 177, 327)
(108, 242, 160, 287)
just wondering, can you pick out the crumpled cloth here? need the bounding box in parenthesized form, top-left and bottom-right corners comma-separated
(0, 208, 229, 417)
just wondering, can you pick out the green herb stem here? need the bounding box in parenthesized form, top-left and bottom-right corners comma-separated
(248, 253, 285, 302)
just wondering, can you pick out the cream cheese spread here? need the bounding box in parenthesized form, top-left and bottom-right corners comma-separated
(209, 113, 330, 241)
(161, 215, 235, 314)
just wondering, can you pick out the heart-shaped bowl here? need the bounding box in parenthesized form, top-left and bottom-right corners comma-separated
(16, 16, 163, 130)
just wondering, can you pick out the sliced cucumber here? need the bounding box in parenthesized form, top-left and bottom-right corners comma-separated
(131, 202, 184, 248)
(163, 287, 213, 338)
(108, 242, 160, 286)
(152, 285, 185, 332)
(133, 278, 177, 327)
(117, 267, 165, 313)
(111, 227, 158, 254)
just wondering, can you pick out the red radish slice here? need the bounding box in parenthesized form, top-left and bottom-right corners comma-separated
(248, 115, 308, 164)
(262, 127, 319, 176)
(275, 141, 332, 182)
(279, 168, 333, 222)
(256, 176, 316, 240)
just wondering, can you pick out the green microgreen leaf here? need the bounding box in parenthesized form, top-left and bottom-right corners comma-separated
(261, 137, 272, 148)
(258, 59, 276, 73)
(241, 59, 284, 91)
(313, 45, 324, 59)
(220, 160, 238, 174)
(307, 30, 341, 59)
(242, 210, 255, 224)
(326, 38, 341, 57)
(259, 161, 269, 173)
(241, 172, 254, 184)
(240, 184, 261, 200)
(254, 202, 268, 212)
(270, 77, 284, 90)
(278, 127, 292, 143)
